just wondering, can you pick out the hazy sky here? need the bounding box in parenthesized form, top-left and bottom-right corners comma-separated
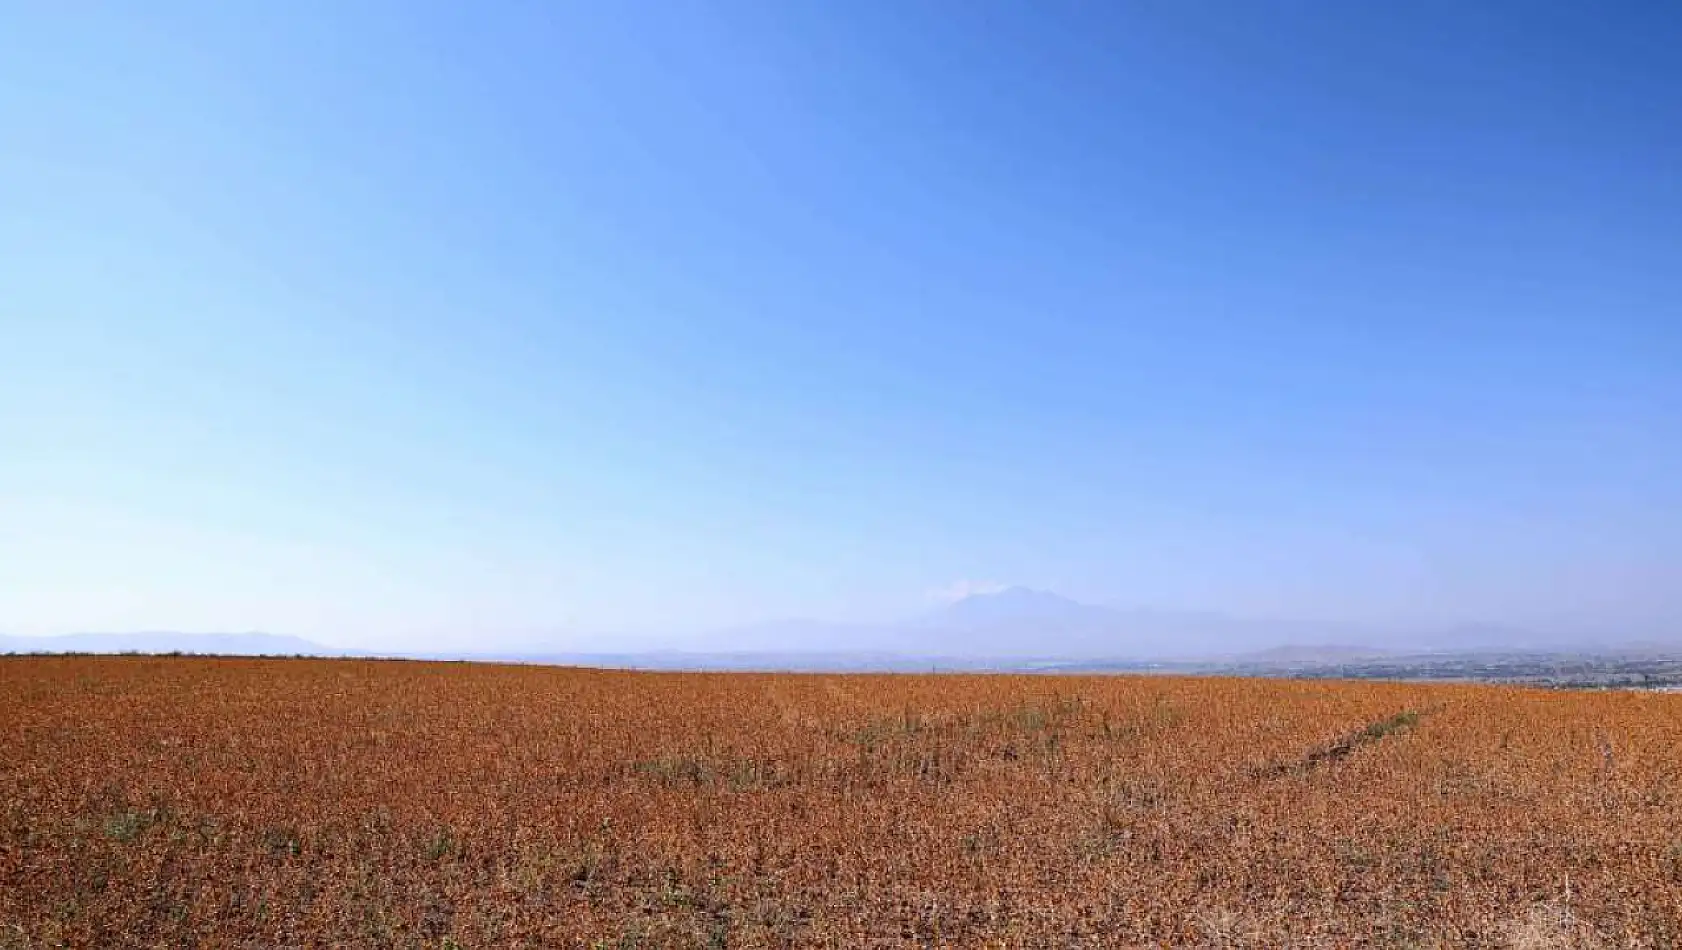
(4, 2, 1679, 650)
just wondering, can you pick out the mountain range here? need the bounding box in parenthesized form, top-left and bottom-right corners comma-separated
(0, 631, 347, 657)
(2, 587, 1668, 665)
(694, 587, 1606, 659)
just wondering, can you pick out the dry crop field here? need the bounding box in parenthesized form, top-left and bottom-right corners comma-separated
(3, 657, 1681, 948)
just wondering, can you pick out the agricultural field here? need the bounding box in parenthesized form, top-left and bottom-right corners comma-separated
(3, 657, 1681, 947)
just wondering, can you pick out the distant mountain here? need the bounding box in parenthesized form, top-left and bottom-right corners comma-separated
(917, 588, 1410, 658)
(5, 596, 1628, 671)
(928, 586, 1103, 627)
(1228, 644, 1398, 664)
(914, 587, 1134, 657)
(697, 589, 1371, 660)
(699, 588, 1585, 662)
(0, 632, 346, 656)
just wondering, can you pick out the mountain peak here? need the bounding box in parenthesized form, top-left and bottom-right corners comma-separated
(936, 587, 1096, 625)
(956, 585, 1073, 604)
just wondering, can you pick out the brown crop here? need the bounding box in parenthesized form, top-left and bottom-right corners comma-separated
(3, 657, 1681, 947)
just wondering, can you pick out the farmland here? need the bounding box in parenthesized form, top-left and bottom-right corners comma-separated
(3, 658, 1681, 947)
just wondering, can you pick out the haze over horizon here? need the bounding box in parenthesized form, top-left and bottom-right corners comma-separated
(4, 3, 1679, 654)
(7, 584, 1676, 661)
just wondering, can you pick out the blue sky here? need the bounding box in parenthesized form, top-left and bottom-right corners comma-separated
(3, 1, 1679, 649)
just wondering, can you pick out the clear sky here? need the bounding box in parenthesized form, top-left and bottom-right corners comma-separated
(3, 1, 1679, 650)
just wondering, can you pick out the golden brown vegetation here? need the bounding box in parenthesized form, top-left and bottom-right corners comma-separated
(3, 657, 1681, 947)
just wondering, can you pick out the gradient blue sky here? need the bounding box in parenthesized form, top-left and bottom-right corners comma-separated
(4, 2, 1679, 650)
